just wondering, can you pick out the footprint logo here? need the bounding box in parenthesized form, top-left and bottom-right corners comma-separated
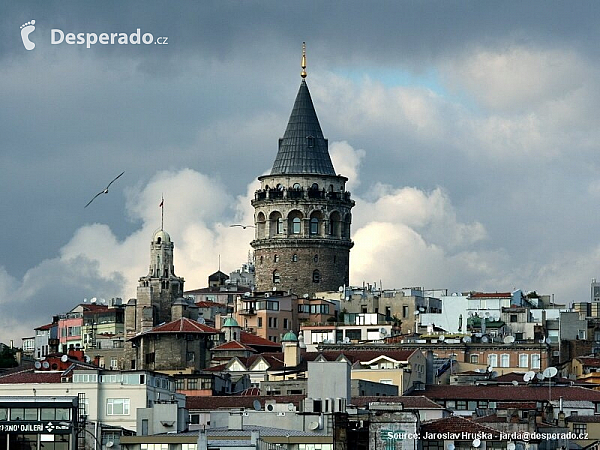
(20, 20, 36, 50)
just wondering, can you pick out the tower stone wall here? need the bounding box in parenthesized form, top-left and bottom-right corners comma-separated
(251, 67, 354, 297)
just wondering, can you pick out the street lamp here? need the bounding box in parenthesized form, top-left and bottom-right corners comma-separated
(59, 421, 100, 450)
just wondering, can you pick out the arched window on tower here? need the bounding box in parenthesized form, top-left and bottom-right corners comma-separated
(269, 211, 283, 237)
(273, 271, 280, 284)
(312, 270, 320, 283)
(292, 217, 301, 234)
(310, 217, 319, 235)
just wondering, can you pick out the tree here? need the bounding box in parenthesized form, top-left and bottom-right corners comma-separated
(0, 345, 18, 368)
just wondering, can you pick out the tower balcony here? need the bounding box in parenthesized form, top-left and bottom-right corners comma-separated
(253, 188, 353, 204)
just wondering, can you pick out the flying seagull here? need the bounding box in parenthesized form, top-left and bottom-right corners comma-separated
(84, 171, 125, 208)
(230, 224, 255, 229)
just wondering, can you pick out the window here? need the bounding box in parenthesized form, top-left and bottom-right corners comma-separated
(276, 218, 283, 234)
(470, 354, 479, 364)
(519, 354, 529, 368)
(0, 409, 7, 421)
(273, 271, 280, 283)
(500, 354, 510, 367)
(258, 317, 263, 328)
(284, 318, 289, 329)
(188, 378, 198, 390)
(292, 217, 301, 234)
(456, 400, 467, 410)
(573, 423, 587, 435)
(110, 357, 118, 369)
(41, 408, 70, 421)
(402, 305, 409, 319)
(313, 270, 320, 283)
(310, 218, 318, 235)
(487, 354, 498, 368)
(531, 354, 541, 369)
(190, 414, 200, 424)
(510, 314, 518, 322)
(175, 379, 185, 390)
(10, 408, 37, 420)
(274, 254, 279, 262)
(292, 254, 298, 262)
(106, 398, 130, 415)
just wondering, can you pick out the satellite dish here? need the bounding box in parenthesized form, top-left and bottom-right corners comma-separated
(484, 312, 490, 317)
(414, 310, 420, 315)
(84, 355, 91, 363)
(545, 337, 552, 344)
(543, 367, 558, 378)
(308, 421, 319, 430)
(512, 380, 519, 386)
(491, 371, 498, 378)
(338, 286, 344, 292)
(447, 444, 455, 450)
(536, 372, 545, 381)
(61, 355, 68, 363)
(507, 443, 516, 450)
(439, 335, 445, 341)
(481, 336, 489, 343)
(462, 336, 472, 343)
(106, 442, 114, 448)
(504, 336, 515, 344)
(523, 371, 535, 382)
(473, 438, 481, 448)
(42, 361, 50, 369)
(34, 361, 42, 369)
(253, 400, 261, 411)
(419, 307, 425, 312)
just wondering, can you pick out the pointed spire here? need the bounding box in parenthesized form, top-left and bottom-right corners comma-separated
(301, 42, 307, 79)
(270, 43, 336, 176)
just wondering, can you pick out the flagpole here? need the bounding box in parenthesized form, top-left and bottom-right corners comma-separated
(160, 195, 164, 230)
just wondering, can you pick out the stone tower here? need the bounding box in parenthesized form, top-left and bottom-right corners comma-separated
(251, 45, 354, 297)
(125, 229, 185, 338)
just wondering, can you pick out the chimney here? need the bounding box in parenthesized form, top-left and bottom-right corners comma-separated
(426, 351, 434, 385)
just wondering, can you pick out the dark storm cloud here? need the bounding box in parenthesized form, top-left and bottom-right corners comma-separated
(2, 1, 600, 344)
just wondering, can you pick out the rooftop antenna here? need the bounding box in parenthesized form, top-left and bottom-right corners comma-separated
(159, 195, 164, 230)
(301, 42, 307, 79)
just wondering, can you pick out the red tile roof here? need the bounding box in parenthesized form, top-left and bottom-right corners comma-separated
(412, 384, 600, 402)
(421, 415, 501, 438)
(576, 356, 600, 367)
(212, 341, 256, 352)
(143, 318, 220, 334)
(195, 301, 226, 308)
(240, 331, 281, 348)
(0, 369, 63, 384)
(34, 323, 54, 331)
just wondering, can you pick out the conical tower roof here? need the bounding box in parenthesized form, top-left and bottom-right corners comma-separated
(270, 78, 336, 176)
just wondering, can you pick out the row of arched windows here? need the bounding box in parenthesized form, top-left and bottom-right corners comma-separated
(255, 210, 351, 239)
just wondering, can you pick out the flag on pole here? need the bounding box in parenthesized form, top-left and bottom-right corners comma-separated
(159, 198, 164, 207)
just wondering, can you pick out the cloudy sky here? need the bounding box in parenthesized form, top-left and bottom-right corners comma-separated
(1, 1, 600, 345)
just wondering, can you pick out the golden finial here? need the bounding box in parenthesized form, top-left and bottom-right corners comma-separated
(301, 42, 307, 79)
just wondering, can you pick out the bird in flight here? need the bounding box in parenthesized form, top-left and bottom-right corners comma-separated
(230, 224, 255, 229)
(85, 171, 125, 208)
